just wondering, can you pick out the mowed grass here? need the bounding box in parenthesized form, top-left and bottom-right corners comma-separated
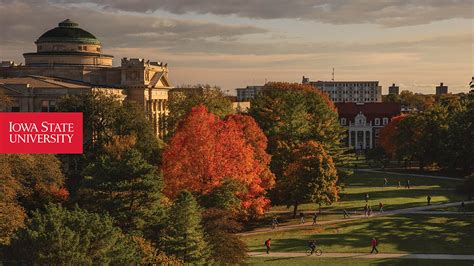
(270, 171, 464, 215)
(241, 214, 474, 255)
(248, 257, 474, 266)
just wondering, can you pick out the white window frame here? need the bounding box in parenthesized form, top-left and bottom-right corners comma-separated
(375, 118, 380, 126)
(383, 117, 389, 125)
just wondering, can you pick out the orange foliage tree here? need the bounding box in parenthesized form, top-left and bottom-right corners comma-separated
(162, 106, 275, 216)
(379, 115, 407, 158)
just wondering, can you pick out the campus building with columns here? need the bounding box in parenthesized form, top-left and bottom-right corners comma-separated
(0, 19, 172, 138)
(336, 102, 401, 150)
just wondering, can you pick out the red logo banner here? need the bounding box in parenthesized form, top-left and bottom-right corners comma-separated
(0, 112, 83, 154)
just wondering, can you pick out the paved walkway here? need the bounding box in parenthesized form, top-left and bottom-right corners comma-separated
(239, 201, 474, 236)
(248, 252, 474, 260)
(356, 169, 465, 181)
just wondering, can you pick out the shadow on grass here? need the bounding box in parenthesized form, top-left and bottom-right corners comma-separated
(246, 214, 474, 255)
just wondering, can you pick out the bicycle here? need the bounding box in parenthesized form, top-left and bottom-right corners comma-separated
(306, 247, 322, 256)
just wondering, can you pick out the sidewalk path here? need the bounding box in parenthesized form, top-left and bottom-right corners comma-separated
(239, 201, 474, 236)
(248, 252, 474, 260)
(355, 169, 465, 181)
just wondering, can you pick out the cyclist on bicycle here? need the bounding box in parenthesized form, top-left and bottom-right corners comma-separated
(308, 240, 317, 254)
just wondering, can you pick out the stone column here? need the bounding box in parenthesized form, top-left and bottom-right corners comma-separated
(348, 130, 352, 147)
(354, 130, 359, 149)
(363, 130, 366, 149)
(369, 130, 372, 148)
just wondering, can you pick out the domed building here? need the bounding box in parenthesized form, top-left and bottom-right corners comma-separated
(24, 19, 113, 67)
(1, 19, 172, 138)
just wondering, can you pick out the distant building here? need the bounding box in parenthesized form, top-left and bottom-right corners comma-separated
(236, 86, 264, 101)
(302, 76, 382, 103)
(336, 102, 401, 150)
(388, 83, 399, 95)
(435, 82, 448, 95)
(0, 19, 171, 138)
(470, 77, 474, 94)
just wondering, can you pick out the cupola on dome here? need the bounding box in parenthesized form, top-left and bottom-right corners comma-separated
(36, 19, 100, 45)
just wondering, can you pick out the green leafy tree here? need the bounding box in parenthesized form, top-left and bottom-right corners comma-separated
(199, 178, 245, 212)
(58, 92, 162, 189)
(165, 85, 233, 139)
(282, 141, 339, 217)
(443, 94, 474, 173)
(5, 203, 140, 264)
(77, 141, 164, 236)
(160, 191, 211, 264)
(248, 82, 344, 205)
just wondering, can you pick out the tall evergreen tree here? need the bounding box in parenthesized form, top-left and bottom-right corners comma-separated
(77, 145, 164, 236)
(160, 191, 211, 264)
(5, 203, 140, 264)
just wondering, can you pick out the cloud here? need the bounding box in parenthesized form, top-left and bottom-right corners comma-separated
(52, 0, 473, 27)
(0, 0, 267, 54)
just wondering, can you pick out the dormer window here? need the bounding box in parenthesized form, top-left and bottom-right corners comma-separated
(383, 118, 389, 125)
(341, 118, 346, 125)
(375, 118, 380, 125)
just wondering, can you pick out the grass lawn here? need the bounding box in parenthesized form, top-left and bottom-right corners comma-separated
(423, 204, 474, 212)
(256, 171, 464, 228)
(248, 257, 474, 266)
(241, 214, 474, 255)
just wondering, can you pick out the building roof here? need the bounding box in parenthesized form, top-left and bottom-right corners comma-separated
(36, 19, 100, 45)
(0, 76, 91, 90)
(336, 102, 401, 121)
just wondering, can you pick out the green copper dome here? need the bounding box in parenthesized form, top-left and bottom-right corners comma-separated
(36, 19, 101, 45)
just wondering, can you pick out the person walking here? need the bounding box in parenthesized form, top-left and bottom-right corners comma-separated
(406, 179, 411, 189)
(343, 209, 350, 218)
(271, 216, 278, 229)
(427, 195, 431, 206)
(364, 204, 368, 217)
(299, 212, 305, 224)
(365, 193, 369, 203)
(379, 202, 384, 213)
(397, 181, 401, 189)
(384, 178, 388, 187)
(370, 237, 379, 254)
(312, 212, 318, 225)
(265, 238, 271, 254)
(368, 206, 373, 217)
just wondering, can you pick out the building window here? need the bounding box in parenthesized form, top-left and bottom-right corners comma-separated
(78, 46, 82, 50)
(83, 46, 87, 51)
(383, 118, 389, 125)
(41, 100, 57, 112)
(96, 47, 101, 52)
(375, 118, 380, 125)
(341, 118, 346, 125)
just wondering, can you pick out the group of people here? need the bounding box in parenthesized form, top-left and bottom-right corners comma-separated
(299, 212, 319, 225)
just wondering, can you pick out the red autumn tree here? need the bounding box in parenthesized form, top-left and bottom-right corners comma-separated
(379, 115, 407, 158)
(162, 106, 275, 216)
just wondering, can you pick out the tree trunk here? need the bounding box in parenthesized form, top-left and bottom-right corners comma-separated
(292, 201, 298, 218)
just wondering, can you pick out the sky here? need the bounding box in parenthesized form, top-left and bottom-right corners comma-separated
(0, 0, 473, 94)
